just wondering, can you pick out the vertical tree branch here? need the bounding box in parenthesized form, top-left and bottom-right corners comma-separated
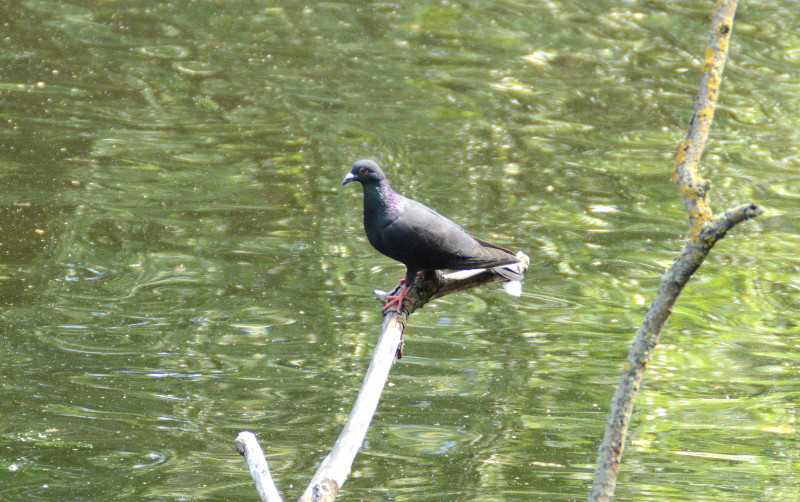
(589, 1, 763, 501)
(674, 0, 740, 237)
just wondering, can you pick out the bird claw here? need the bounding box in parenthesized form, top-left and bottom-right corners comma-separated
(382, 284, 413, 312)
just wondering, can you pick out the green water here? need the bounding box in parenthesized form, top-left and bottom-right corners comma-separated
(1, 1, 798, 500)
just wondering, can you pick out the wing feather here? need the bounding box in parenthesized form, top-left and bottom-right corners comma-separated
(380, 197, 519, 271)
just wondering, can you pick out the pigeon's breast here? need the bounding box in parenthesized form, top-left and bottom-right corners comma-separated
(363, 191, 405, 259)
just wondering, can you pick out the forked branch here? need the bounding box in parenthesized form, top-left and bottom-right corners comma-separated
(236, 259, 528, 502)
(589, 1, 763, 500)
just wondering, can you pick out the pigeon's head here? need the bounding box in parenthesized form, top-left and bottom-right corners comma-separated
(342, 159, 386, 186)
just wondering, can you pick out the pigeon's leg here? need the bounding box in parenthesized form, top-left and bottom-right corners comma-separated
(382, 269, 419, 312)
(395, 271, 424, 286)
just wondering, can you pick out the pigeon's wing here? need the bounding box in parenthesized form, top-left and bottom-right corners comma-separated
(381, 197, 519, 272)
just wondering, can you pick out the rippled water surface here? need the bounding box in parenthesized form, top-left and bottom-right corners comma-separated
(1, 1, 799, 500)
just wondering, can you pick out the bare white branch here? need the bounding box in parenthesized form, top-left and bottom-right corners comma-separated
(235, 431, 284, 502)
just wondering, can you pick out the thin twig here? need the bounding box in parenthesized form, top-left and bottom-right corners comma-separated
(589, 1, 763, 500)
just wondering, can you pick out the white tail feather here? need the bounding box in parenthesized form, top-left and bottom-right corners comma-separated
(503, 280, 522, 297)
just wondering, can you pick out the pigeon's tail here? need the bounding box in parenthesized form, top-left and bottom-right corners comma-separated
(493, 261, 525, 281)
(491, 251, 529, 298)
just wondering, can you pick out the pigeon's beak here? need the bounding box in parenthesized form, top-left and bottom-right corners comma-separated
(342, 173, 356, 185)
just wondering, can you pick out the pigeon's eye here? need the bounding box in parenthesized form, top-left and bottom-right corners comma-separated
(359, 167, 368, 175)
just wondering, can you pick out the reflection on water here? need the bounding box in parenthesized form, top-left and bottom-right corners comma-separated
(1, 0, 799, 500)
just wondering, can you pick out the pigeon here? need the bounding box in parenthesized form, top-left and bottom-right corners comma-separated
(342, 159, 526, 312)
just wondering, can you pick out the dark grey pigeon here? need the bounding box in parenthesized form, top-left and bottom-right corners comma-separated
(343, 159, 525, 312)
